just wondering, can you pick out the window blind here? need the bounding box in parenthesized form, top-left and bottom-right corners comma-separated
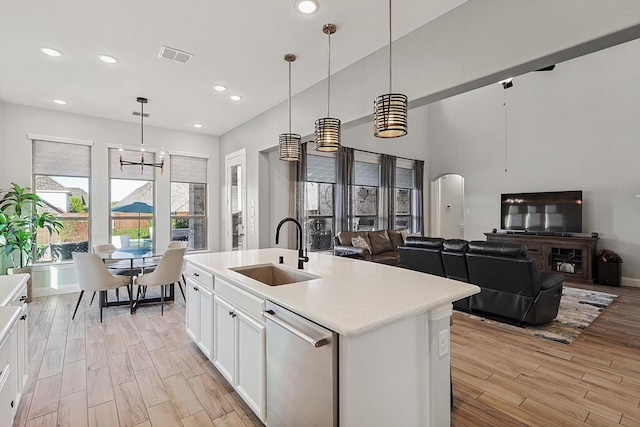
(170, 155, 207, 183)
(109, 148, 156, 180)
(396, 167, 414, 189)
(307, 154, 336, 183)
(354, 161, 380, 187)
(33, 140, 91, 177)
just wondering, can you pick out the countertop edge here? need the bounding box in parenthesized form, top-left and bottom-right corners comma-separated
(0, 273, 30, 307)
(0, 306, 21, 345)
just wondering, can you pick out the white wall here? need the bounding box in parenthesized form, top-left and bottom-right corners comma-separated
(0, 102, 220, 287)
(428, 39, 640, 280)
(219, 0, 640, 251)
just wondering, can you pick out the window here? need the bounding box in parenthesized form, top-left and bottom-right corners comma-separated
(32, 139, 91, 262)
(395, 161, 415, 230)
(109, 148, 155, 249)
(306, 153, 335, 251)
(352, 155, 380, 231)
(170, 155, 207, 250)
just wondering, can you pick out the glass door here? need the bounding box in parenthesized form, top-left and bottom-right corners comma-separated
(226, 149, 246, 251)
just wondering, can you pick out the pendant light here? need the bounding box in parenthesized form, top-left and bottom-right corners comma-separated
(119, 97, 165, 174)
(315, 23, 340, 152)
(279, 54, 301, 161)
(373, 0, 407, 138)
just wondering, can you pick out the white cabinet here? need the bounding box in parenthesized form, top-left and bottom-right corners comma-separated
(0, 311, 19, 427)
(212, 278, 266, 421)
(235, 309, 265, 417)
(185, 272, 214, 359)
(213, 296, 235, 383)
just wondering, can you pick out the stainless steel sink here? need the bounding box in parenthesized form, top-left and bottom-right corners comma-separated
(230, 263, 320, 286)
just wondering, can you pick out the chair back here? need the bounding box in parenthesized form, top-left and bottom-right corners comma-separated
(168, 241, 188, 249)
(442, 239, 470, 282)
(113, 235, 130, 249)
(398, 237, 446, 277)
(92, 243, 117, 253)
(73, 252, 126, 292)
(148, 247, 187, 285)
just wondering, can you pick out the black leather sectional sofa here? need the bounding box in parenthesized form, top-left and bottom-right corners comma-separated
(398, 238, 564, 325)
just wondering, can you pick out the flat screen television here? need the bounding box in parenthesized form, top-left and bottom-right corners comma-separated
(500, 190, 582, 234)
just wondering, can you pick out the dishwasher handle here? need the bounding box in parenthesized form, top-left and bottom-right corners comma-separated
(263, 310, 329, 348)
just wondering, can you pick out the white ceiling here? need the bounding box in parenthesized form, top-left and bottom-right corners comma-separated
(0, 0, 466, 136)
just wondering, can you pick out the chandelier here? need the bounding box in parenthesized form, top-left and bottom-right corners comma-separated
(119, 97, 165, 174)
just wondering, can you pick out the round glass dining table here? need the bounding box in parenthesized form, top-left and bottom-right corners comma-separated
(96, 248, 173, 313)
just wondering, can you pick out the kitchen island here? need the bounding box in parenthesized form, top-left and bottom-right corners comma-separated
(184, 248, 479, 427)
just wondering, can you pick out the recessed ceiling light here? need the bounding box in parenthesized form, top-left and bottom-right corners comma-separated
(193, 123, 203, 128)
(53, 99, 67, 105)
(40, 47, 62, 57)
(229, 95, 242, 101)
(98, 54, 118, 64)
(295, 0, 319, 14)
(213, 85, 227, 92)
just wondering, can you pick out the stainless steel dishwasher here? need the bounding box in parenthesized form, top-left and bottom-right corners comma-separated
(263, 301, 338, 427)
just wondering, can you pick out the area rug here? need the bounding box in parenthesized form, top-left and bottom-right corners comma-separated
(454, 287, 617, 345)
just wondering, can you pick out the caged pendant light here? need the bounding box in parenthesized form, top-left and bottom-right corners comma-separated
(315, 23, 341, 152)
(373, 0, 408, 138)
(279, 54, 301, 161)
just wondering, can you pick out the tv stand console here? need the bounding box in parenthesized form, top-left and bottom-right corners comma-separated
(485, 233, 598, 285)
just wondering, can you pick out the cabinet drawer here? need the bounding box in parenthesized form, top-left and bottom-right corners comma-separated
(185, 263, 214, 291)
(216, 277, 265, 322)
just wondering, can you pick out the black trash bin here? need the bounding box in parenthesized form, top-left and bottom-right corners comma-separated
(596, 249, 622, 286)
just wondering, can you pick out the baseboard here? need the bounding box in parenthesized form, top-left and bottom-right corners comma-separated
(621, 277, 640, 288)
(32, 284, 80, 298)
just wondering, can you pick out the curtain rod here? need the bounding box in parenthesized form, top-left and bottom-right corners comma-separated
(302, 140, 421, 163)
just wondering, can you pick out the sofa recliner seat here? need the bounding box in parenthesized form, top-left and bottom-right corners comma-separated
(398, 237, 446, 276)
(465, 241, 564, 325)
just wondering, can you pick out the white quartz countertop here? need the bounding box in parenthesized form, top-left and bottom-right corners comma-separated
(185, 249, 479, 337)
(0, 274, 28, 345)
(0, 273, 29, 307)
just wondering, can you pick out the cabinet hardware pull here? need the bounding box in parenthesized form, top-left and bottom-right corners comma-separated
(20, 315, 26, 320)
(10, 400, 14, 408)
(194, 287, 199, 292)
(194, 272, 200, 277)
(19, 296, 27, 302)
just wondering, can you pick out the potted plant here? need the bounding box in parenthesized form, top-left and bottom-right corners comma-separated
(0, 183, 63, 301)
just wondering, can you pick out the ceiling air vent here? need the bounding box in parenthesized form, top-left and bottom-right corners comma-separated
(158, 45, 193, 64)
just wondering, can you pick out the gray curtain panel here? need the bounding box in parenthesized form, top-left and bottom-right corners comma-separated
(413, 160, 425, 234)
(335, 146, 354, 233)
(380, 154, 396, 230)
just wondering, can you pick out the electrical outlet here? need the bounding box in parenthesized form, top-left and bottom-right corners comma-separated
(438, 330, 449, 357)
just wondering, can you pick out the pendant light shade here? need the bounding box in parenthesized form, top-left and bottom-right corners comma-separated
(279, 54, 301, 161)
(374, 0, 408, 138)
(314, 117, 341, 152)
(315, 23, 341, 152)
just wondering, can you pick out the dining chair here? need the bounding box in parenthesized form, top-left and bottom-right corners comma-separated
(167, 241, 188, 300)
(91, 243, 139, 304)
(72, 252, 132, 323)
(134, 247, 187, 314)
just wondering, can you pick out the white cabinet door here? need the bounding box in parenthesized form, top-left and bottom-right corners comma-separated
(185, 278, 201, 342)
(235, 310, 266, 420)
(0, 365, 15, 427)
(15, 306, 27, 398)
(213, 296, 235, 384)
(198, 286, 214, 359)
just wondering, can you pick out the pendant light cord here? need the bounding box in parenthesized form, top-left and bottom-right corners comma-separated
(288, 59, 292, 133)
(140, 100, 145, 149)
(388, 0, 392, 93)
(327, 30, 331, 117)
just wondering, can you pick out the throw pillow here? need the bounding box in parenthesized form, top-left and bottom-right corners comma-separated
(402, 230, 422, 243)
(351, 235, 372, 253)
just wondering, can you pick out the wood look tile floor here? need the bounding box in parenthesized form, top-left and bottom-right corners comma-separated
(14, 282, 640, 427)
(14, 289, 263, 427)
